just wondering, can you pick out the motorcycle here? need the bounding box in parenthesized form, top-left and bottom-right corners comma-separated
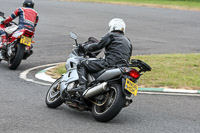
(45, 32, 151, 122)
(0, 12, 34, 70)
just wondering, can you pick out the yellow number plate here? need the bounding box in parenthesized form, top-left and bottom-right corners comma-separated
(20, 35, 32, 46)
(125, 78, 138, 96)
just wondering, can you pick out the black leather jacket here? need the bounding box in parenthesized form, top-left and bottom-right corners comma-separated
(84, 32, 132, 65)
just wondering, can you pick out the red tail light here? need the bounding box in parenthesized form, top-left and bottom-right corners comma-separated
(24, 30, 34, 38)
(129, 69, 140, 79)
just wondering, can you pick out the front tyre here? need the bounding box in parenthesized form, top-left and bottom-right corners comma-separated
(45, 77, 63, 108)
(8, 43, 25, 70)
(92, 83, 125, 122)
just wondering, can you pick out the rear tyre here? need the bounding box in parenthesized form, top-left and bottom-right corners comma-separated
(45, 77, 63, 108)
(92, 83, 125, 122)
(8, 43, 25, 70)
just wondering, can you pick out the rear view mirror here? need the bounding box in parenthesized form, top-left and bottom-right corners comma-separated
(0, 12, 4, 17)
(69, 32, 77, 40)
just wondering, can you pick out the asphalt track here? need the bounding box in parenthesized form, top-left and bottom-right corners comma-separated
(0, 0, 200, 133)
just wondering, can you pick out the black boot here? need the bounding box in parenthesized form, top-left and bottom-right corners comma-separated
(78, 66, 88, 91)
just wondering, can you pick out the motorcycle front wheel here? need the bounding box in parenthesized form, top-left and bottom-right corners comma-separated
(92, 83, 125, 122)
(8, 43, 25, 70)
(45, 77, 63, 108)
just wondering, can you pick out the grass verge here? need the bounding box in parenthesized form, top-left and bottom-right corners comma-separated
(45, 64, 66, 79)
(61, 0, 200, 11)
(46, 53, 200, 90)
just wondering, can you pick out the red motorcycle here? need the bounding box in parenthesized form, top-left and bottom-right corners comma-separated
(0, 12, 34, 70)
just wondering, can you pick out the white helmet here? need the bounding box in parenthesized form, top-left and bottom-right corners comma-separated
(108, 18, 126, 33)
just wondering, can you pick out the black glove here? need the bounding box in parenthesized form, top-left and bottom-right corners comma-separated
(78, 44, 86, 54)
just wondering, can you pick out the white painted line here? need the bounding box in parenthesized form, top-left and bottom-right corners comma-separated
(35, 66, 56, 83)
(163, 88, 198, 94)
(20, 62, 64, 86)
(138, 91, 200, 97)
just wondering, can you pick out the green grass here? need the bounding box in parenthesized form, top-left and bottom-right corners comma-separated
(46, 64, 66, 79)
(135, 53, 200, 90)
(65, 0, 200, 10)
(48, 53, 200, 90)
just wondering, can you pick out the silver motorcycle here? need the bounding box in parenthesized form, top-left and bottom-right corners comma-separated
(45, 32, 151, 122)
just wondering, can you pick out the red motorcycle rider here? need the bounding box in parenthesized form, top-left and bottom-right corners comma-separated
(0, 0, 39, 59)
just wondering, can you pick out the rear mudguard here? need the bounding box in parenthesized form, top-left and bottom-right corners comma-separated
(60, 69, 79, 100)
(121, 77, 132, 97)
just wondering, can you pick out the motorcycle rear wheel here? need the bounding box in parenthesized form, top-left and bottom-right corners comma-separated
(92, 83, 125, 122)
(8, 43, 25, 70)
(45, 77, 63, 108)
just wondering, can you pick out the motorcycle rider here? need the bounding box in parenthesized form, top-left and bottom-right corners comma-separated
(78, 18, 132, 91)
(0, 0, 39, 60)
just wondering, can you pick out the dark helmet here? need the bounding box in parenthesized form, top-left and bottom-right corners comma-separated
(23, 0, 34, 8)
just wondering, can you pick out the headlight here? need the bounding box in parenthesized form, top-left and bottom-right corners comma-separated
(67, 82, 75, 91)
